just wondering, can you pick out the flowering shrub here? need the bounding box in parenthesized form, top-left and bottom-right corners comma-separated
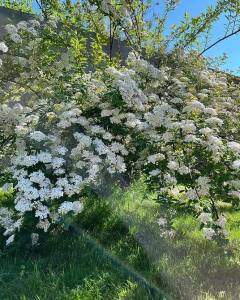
(0, 16, 240, 245)
(0, 99, 128, 245)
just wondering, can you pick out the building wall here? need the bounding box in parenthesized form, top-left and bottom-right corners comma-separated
(0, 6, 130, 62)
(0, 6, 34, 35)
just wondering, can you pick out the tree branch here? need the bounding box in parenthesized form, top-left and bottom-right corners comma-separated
(199, 26, 240, 56)
(35, 0, 42, 11)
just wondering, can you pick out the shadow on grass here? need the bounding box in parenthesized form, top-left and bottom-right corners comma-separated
(0, 198, 170, 300)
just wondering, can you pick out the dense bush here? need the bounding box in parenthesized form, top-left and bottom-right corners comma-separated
(0, 14, 239, 246)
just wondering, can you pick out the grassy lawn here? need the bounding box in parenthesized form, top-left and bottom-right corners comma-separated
(0, 233, 163, 300)
(0, 180, 240, 299)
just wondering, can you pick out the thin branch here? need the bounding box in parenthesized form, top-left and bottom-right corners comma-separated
(109, 16, 113, 61)
(125, 0, 142, 52)
(1, 77, 42, 99)
(35, 0, 42, 11)
(199, 26, 240, 56)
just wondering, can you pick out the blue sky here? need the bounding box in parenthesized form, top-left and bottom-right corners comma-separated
(32, 0, 239, 74)
(157, 0, 240, 74)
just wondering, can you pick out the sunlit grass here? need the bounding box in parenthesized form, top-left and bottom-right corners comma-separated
(0, 179, 240, 299)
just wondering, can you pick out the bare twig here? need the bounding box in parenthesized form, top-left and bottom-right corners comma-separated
(35, 0, 42, 11)
(199, 26, 240, 56)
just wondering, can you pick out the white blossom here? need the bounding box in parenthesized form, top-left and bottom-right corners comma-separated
(232, 160, 240, 170)
(228, 142, 240, 154)
(202, 227, 215, 240)
(0, 42, 8, 53)
(6, 234, 15, 246)
(157, 217, 167, 226)
(31, 233, 39, 245)
(198, 212, 212, 224)
(30, 131, 47, 142)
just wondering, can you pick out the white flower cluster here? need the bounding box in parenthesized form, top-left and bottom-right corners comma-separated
(0, 17, 239, 245)
(5, 24, 22, 43)
(199, 212, 227, 239)
(157, 217, 175, 239)
(0, 42, 8, 53)
(0, 101, 127, 245)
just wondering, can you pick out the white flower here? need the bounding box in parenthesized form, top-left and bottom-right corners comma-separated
(178, 166, 190, 175)
(31, 233, 39, 245)
(228, 142, 240, 154)
(29, 19, 40, 27)
(180, 120, 196, 133)
(29, 171, 48, 186)
(164, 173, 177, 185)
(14, 155, 39, 167)
(17, 21, 28, 30)
(10, 33, 22, 43)
(199, 127, 213, 136)
(101, 109, 113, 117)
(54, 168, 65, 175)
(58, 201, 83, 215)
(162, 132, 174, 142)
(49, 187, 63, 199)
(1, 183, 13, 192)
(30, 131, 47, 142)
(207, 135, 223, 151)
(5, 24, 17, 34)
(38, 188, 49, 200)
(170, 97, 183, 104)
(229, 190, 240, 199)
(160, 229, 175, 238)
(184, 134, 200, 143)
(55, 146, 68, 155)
(186, 188, 198, 200)
(183, 100, 205, 113)
(102, 132, 113, 141)
(15, 125, 29, 135)
(157, 217, 167, 227)
(37, 152, 52, 163)
(206, 117, 223, 127)
(197, 176, 210, 196)
(37, 219, 50, 232)
(202, 227, 215, 240)
(58, 201, 73, 214)
(51, 157, 65, 169)
(215, 215, 226, 228)
(167, 161, 179, 171)
(0, 207, 13, 229)
(72, 201, 84, 214)
(6, 234, 15, 246)
(232, 160, 240, 170)
(198, 212, 212, 224)
(204, 107, 217, 116)
(101, 0, 110, 13)
(56, 177, 69, 187)
(74, 133, 92, 146)
(147, 153, 165, 164)
(24, 187, 39, 200)
(0, 42, 8, 53)
(15, 198, 32, 213)
(35, 204, 50, 219)
(226, 180, 240, 189)
(47, 16, 58, 28)
(57, 120, 71, 128)
(27, 27, 37, 36)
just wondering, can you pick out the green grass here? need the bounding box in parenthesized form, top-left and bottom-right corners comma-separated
(0, 191, 169, 300)
(102, 181, 240, 300)
(0, 180, 240, 299)
(0, 233, 167, 300)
